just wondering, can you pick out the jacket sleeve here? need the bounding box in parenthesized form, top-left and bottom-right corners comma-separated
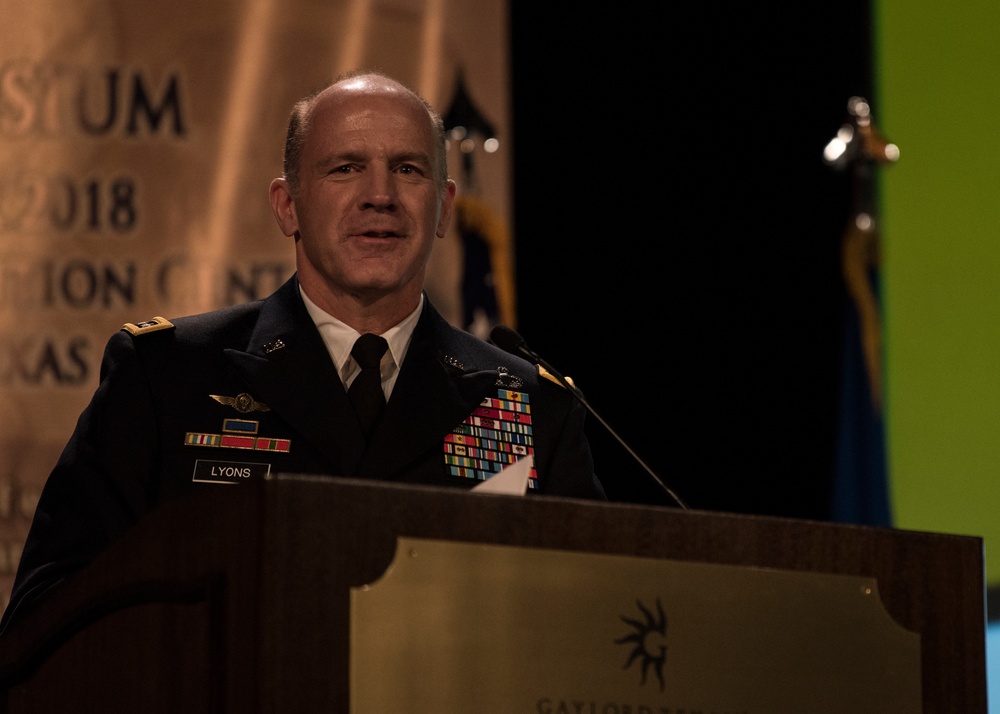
(1, 329, 160, 633)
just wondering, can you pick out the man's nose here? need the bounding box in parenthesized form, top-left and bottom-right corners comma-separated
(360, 166, 397, 208)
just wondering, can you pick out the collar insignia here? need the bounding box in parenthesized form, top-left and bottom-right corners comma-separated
(210, 393, 271, 413)
(443, 354, 465, 370)
(263, 339, 285, 354)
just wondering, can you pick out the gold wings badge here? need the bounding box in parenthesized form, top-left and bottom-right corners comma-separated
(210, 393, 271, 414)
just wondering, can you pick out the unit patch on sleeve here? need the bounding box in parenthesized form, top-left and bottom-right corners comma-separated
(444, 388, 538, 490)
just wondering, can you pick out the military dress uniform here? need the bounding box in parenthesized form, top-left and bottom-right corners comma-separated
(1, 276, 605, 632)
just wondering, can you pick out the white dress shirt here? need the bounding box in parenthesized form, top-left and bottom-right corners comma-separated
(300, 288, 423, 401)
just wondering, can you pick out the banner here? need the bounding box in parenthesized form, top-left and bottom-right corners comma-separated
(0, 0, 513, 610)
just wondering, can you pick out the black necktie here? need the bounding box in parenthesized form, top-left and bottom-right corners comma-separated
(348, 333, 389, 437)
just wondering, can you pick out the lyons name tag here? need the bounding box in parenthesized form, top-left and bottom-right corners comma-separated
(192, 459, 271, 484)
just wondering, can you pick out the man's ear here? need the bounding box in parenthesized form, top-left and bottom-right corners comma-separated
(435, 179, 458, 239)
(269, 178, 299, 237)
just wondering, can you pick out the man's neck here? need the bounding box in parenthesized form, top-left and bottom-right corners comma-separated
(298, 278, 422, 335)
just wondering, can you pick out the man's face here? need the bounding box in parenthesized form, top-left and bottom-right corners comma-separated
(274, 83, 455, 307)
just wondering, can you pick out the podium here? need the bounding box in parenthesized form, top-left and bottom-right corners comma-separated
(0, 474, 987, 712)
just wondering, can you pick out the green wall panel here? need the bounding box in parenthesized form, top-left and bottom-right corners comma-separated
(876, 0, 1000, 592)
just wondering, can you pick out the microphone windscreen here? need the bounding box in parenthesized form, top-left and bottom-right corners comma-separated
(490, 325, 525, 356)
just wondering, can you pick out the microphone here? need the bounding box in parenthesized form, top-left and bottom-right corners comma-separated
(490, 325, 689, 509)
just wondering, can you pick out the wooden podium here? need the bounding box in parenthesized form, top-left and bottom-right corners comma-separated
(0, 474, 987, 713)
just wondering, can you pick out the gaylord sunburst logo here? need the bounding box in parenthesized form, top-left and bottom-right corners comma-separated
(615, 598, 667, 691)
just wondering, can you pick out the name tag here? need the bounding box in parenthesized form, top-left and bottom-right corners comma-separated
(192, 459, 271, 484)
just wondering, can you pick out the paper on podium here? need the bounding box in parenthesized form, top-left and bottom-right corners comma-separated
(471, 454, 532, 495)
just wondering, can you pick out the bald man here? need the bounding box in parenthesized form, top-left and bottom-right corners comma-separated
(1, 70, 605, 633)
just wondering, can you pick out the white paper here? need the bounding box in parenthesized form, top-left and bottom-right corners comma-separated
(471, 454, 532, 496)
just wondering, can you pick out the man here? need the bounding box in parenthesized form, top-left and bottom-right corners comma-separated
(0, 70, 605, 633)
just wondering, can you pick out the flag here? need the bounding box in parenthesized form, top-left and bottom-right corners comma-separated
(824, 96, 898, 527)
(832, 256, 891, 526)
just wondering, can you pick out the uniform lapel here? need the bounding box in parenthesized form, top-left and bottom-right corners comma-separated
(359, 302, 500, 478)
(223, 278, 366, 473)
(220, 281, 503, 480)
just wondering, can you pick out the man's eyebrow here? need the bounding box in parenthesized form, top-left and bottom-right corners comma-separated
(313, 150, 432, 170)
(313, 151, 363, 170)
(389, 150, 433, 166)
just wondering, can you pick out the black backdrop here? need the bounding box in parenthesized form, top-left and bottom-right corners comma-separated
(508, 3, 873, 519)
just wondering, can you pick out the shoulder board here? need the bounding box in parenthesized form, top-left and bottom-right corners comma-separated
(121, 316, 175, 336)
(539, 365, 575, 389)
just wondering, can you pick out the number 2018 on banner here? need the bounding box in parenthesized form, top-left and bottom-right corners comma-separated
(0, 174, 138, 234)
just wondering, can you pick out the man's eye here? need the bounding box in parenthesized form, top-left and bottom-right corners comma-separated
(331, 165, 354, 174)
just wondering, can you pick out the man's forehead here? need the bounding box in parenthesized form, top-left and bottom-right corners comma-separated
(307, 91, 433, 146)
(312, 88, 428, 129)
(334, 74, 405, 95)
(315, 78, 420, 114)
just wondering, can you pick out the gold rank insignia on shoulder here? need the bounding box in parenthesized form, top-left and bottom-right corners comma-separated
(539, 365, 574, 389)
(210, 392, 271, 413)
(121, 316, 174, 336)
